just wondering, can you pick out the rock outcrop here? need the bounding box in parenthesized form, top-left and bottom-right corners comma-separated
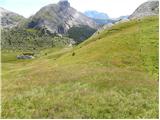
(129, 0, 159, 19)
(0, 7, 25, 28)
(17, 55, 34, 59)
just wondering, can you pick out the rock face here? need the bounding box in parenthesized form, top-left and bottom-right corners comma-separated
(129, 0, 159, 19)
(27, 1, 98, 34)
(17, 55, 34, 59)
(0, 7, 25, 28)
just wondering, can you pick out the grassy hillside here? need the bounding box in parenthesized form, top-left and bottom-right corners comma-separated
(1, 28, 71, 51)
(2, 26, 96, 50)
(1, 16, 159, 118)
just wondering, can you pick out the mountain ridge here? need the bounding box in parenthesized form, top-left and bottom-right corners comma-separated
(129, 0, 159, 19)
(26, 1, 98, 34)
(0, 7, 25, 28)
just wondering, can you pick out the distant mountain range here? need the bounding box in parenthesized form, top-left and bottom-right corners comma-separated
(84, 10, 129, 25)
(84, 10, 109, 19)
(84, 11, 109, 25)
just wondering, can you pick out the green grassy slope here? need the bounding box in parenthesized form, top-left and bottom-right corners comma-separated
(59, 16, 158, 76)
(1, 28, 71, 51)
(1, 16, 159, 118)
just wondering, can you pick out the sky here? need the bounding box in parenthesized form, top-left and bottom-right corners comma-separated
(0, 0, 149, 18)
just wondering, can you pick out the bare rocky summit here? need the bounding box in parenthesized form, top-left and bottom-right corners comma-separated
(27, 1, 98, 34)
(129, 0, 159, 19)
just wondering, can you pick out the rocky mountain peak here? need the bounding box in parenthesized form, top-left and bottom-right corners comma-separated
(27, 1, 98, 35)
(129, 0, 159, 19)
(58, 0, 70, 8)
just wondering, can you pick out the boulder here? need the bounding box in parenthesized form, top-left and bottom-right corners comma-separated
(17, 55, 34, 59)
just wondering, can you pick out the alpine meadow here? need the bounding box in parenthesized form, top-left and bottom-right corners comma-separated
(1, 0, 159, 119)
